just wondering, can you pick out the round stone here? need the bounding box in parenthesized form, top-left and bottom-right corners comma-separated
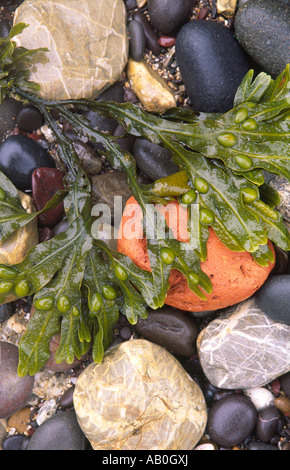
(73, 339, 207, 450)
(13, 0, 128, 100)
(207, 394, 257, 448)
(0, 135, 55, 191)
(0, 342, 34, 419)
(255, 274, 290, 325)
(26, 411, 85, 450)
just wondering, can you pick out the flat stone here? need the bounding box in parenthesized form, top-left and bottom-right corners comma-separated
(73, 339, 207, 450)
(133, 138, 178, 180)
(127, 59, 176, 113)
(175, 20, 250, 113)
(0, 342, 34, 419)
(32, 167, 65, 228)
(13, 0, 128, 100)
(235, 0, 290, 78)
(197, 299, 290, 389)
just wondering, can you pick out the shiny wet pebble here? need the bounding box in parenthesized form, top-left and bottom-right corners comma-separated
(207, 394, 257, 448)
(148, 0, 194, 34)
(255, 274, 290, 326)
(128, 19, 146, 61)
(16, 105, 44, 133)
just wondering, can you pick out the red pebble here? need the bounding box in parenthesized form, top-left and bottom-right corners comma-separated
(32, 167, 65, 228)
(197, 7, 209, 20)
(158, 36, 176, 48)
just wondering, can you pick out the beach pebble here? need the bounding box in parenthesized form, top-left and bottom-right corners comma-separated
(235, 0, 290, 77)
(244, 387, 274, 411)
(197, 299, 290, 389)
(73, 339, 207, 450)
(280, 372, 290, 398)
(0, 342, 34, 419)
(247, 441, 279, 451)
(255, 275, 290, 326)
(2, 434, 27, 450)
(16, 105, 44, 133)
(256, 405, 281, 443)
(132, 10, 161, 56)
(207, 394, 257, 448)
(132, 306, 199, 356)
(128, 20, 146, 61)
(0, 135, 55, 191)
(32, 167, 65, 228)
(148, 0, 194, 34)
(26, 411, 86, 450)
(127, 58, 176, 113)
(175, 20, 250, 112)
(0, 303, 14, 323)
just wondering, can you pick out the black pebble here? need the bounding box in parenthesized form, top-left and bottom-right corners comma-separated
(128, 20, 146, 61)
(256, 406, 280, 443)
(132, 11, 161, 56)
(133, 138, 178, 180)
(175, 20, 250, 113)
(255, 274, 290, 326)
(247, 441, 279, 451)
(16, 105, 44, 133)
(280, 372, 290, 398)
(207, 394, 257, 448)
(2, 434, 26, 450)
(0, 134, 55, 191)
(148, 0, 195, 34)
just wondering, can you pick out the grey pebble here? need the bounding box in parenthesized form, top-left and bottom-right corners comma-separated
(133, 138, 178, 180)
(128, 20, 146, 61)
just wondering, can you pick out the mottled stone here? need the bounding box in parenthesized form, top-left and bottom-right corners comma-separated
(7, 407, 31, 434)
(217, 0, 237, 17)
(268, 175, 290, 231)
(197, 299, 290, 390)
(73, 339, 207, 450)
(13, 0, 128, 100)
(127, 59, 176, 113)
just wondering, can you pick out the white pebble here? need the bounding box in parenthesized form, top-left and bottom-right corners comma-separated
(194, 443, 216, 450)
(244, 387, 274, 411)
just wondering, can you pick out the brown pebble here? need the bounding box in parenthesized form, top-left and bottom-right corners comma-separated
(274, 396, 290, 415)
(197, 7, 209, 20)
(158, 36, 176, 48)
(7, 407, 31, 434)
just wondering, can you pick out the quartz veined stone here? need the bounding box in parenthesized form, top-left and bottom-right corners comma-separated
(73, 339, 207, 450)
(13, 0, 128, 100)
(197, 299, 290, 390)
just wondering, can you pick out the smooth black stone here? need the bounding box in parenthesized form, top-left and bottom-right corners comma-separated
(256, 406, 280, 443)
(16, 105, 44, 133)
(0, 135, 55, 191)
(133, 138, 178, 180)
(26, 411, 86, 450)
(207, 394, 257, 448)
(2, 434, 26, 451)
(175, 20, 250, 113)
(235, 0, 290, 78)
(132, 11, 161, 56)
(124, 0, 137, 10)
(148, 0, 195, 34)
(0, 97, 23, 141)
(247, 441, 279, 451)
(59, 385, 75, 409)
(255, 274, 290, 326)
(128, 19, 146, 61)
(0, 303, 14, 323)
(280, 372, 290, 398)
(132, 306, 199, 356)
